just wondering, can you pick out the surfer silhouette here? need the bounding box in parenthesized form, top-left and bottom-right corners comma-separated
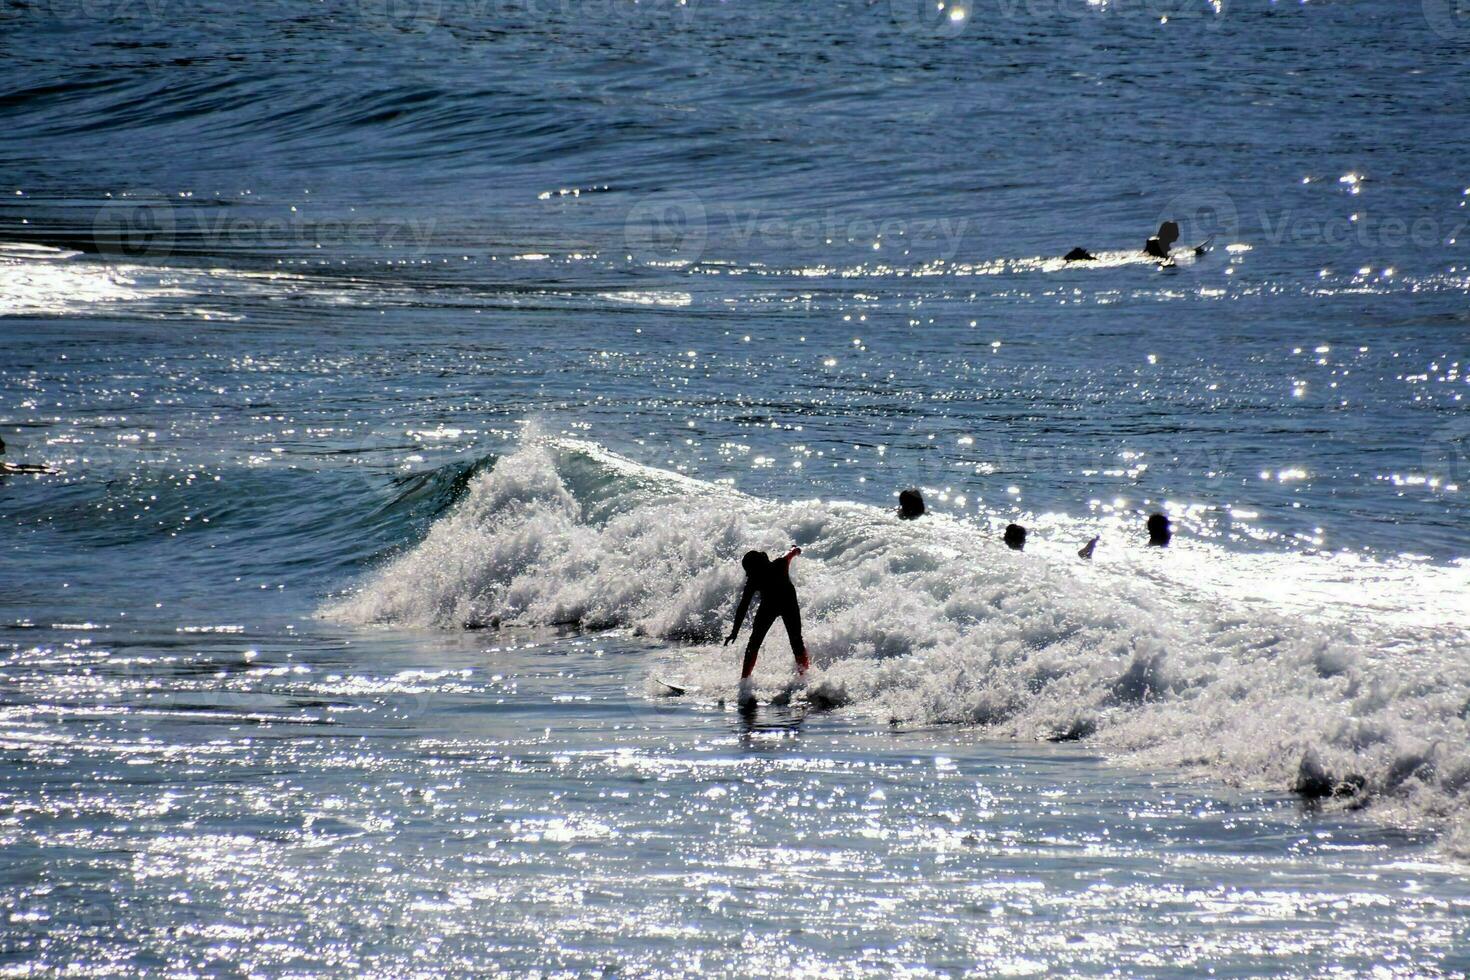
(0, 435, 52, 475)
(1147, 512, 1173, 547)
(1144, 220, 1180, 259)
(725, 547, 810, 680)
(1066, 218, 1209, 264)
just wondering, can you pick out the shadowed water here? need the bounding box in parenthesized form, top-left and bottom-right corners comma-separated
(5, 616, 1469, 976)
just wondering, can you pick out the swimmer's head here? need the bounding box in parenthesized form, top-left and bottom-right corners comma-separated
(1146, 512, 1172, 547)
(741, 550, 771, 575)
(1003, 523, 1027, 551)
(897, 488, 926, 520)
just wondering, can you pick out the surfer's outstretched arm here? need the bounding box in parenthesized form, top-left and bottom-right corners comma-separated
(725, 580, 755, 645)
(782, 547, 801, 563)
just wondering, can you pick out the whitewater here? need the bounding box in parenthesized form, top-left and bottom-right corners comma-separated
(329, 435, 1470, 851)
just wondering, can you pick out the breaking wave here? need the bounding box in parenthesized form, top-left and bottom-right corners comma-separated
(326, 435, 1470, 850)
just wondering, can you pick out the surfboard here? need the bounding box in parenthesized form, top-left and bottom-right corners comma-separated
(654, 677, 690, 696)
(0, 462, 52, 475)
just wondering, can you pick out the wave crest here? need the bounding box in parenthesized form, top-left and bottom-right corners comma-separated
(327, 436, 1470, 848)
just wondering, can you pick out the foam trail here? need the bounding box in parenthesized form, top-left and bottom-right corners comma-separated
(328, 437, 1470, 851)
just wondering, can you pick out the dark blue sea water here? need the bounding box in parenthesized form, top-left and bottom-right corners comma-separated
(3, 0, 1469, 974)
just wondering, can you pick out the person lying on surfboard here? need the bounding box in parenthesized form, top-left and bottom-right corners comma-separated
(724, 547, 810, 681)
(1063, 219, 1210, 264)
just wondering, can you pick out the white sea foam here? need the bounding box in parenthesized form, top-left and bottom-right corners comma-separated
(328, 436, 1470, 850)
(0, 242, 362, 318)
(0, 242, 159, 315)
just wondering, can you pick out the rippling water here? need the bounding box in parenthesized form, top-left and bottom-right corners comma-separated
(3, 0, 1469, 974)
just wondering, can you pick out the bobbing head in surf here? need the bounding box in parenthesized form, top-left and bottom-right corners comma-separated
(725, 547, 810, 683)
(897, 488, 926, 520)
(1147, 512, 1173, 547)
(1004, 523, 1028, 551)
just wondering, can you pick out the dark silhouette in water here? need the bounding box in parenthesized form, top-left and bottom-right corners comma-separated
(1144, 220, 1180, 259)
(1147, 513, 1173, 547)
(1003, 523, 1027, 551)
(1078, 535, 1099, 560)
(897, 488, 926, 520)
(726, 548, 809, 679)
(0, 435, 52, 475)
(1065, 219, 1210, 264)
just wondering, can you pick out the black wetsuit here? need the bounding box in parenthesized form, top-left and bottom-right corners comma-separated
(732, 554, 805, 676)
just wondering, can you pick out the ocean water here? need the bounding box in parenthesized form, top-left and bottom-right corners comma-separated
(3, 0, 1470, 974)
